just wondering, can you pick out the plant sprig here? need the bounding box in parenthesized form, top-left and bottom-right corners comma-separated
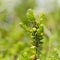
(20, 9, 46, 60)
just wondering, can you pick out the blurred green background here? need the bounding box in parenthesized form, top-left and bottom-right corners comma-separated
(0, 0, 60, 60)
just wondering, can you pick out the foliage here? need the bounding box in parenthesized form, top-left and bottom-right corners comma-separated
(0, 0, 60, 60)
(20, 9, 45, 59)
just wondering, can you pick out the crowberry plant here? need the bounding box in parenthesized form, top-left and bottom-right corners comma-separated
(20, 9, 46, 60)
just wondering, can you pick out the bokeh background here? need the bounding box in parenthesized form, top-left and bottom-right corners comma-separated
(0, 0, 60, 60)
